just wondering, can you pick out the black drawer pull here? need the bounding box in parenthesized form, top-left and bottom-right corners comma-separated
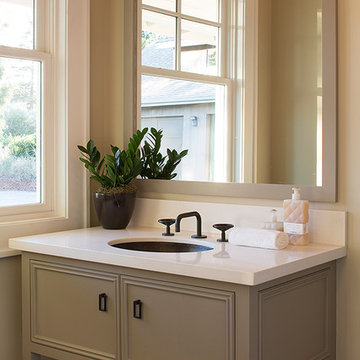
(99, 293, 107, 312)
(133, 299, 142, 319)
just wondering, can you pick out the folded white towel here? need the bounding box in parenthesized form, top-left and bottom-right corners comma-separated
(228, 227, 289, 250)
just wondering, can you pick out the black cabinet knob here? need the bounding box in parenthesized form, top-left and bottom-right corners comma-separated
(98, 293, 107, 312)
(213, 223, 234, 242)
(133, 299, 142, 319)
(158, 218, 176, 236)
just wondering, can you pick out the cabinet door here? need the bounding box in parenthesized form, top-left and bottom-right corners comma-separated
(121, 276, 235, 360)
(30, 261, 119, 360)
(258, 268, 335, 360)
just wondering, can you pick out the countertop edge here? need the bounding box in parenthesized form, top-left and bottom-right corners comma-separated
(9, 238, 346, 286)
(252, 246, 347, 285)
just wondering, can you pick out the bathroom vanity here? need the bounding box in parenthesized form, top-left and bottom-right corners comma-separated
(10, 226, 345, 360)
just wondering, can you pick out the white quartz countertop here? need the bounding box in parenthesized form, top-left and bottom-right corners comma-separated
(9, 226, 346, 286)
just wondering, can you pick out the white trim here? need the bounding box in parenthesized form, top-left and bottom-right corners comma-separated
(0, 54, 54, 218)
(132, 0, 337, 202)
(141, 65, 231, 86)
(142, 114, 184, 118)
(35, 0, 47, 51)
(142, 4, 221, 27)
(0, 0, 55, 217)
(142, 100, 215, 107)
(242, 0, 258, 183)
(136, 0, 142, 132)
(0, 46, 50, 61)
(176, 0, 182, 70)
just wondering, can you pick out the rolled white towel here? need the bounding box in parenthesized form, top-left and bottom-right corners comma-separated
(228, 227, 289, 250)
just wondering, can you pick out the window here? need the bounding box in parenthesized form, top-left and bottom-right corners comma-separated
(0, 0, 89, 237)
(0, 0, 49, 208)
(140, 0, 237, 182)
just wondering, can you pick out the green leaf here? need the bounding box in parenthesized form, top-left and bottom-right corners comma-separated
(87, 139, 94, 152)
(79, 158, 90, 165)
(77, 145, 87, 153)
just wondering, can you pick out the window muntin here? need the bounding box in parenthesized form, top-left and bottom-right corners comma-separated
(0, 0, 34, 49)
(140, 0, 231, 182)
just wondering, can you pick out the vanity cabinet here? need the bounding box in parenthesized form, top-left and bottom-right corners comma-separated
(121, 276, 234, 360)
(28, 261, 119, 360)
(22, 253, 336, 360)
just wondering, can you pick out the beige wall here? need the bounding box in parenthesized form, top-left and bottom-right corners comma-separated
(0, 256, 22, 360)
(90, 0, 125, 225)
(270, 0, 320, 186)
(335, 0, 360, 357)
(257, 0, 321, 186)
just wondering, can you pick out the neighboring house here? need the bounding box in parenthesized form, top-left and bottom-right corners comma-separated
(141, 38, 217, 181)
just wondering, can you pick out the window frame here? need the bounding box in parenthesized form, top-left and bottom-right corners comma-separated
(0, 0, 89, 236)
(0, 0, 53, 216)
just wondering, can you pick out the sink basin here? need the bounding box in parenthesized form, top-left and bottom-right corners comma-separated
(108, 238, 213, 253)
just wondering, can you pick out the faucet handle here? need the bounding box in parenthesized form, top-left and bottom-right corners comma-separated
(213, 223, 234, 242)
(158, 218, 176, 236)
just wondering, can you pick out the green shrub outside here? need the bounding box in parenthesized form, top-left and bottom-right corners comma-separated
(2, 106, 36, 137)
(7, 134, 36, 157)
(0, 155, 36, 181)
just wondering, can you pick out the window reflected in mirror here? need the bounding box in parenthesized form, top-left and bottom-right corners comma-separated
(139, 0, 328, 188)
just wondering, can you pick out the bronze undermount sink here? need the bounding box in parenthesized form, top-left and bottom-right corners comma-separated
(109, 239, 213, 253)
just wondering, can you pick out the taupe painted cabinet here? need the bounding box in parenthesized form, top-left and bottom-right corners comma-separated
(22, 253, 336, 360)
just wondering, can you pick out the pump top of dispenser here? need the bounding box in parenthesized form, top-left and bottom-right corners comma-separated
(292, 187, 301, 200)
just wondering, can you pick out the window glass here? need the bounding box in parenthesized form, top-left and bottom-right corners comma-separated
(0, 0, 34, 49)
(0, 57, 41, 207)
(141, 75, 227, 182)
(181, 20, 219, 75)
(142, 10, 176, 70)
(182, 0, 219, 22)
(143, 0, 176, 11)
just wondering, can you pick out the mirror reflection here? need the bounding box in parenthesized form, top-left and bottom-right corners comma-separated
(256, 0, 322, 187)
(140, 0, 324, 187)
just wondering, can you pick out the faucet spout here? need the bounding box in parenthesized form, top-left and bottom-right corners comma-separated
(175, 211, 207, 239)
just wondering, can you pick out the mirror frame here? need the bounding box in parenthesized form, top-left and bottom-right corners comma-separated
(124, 0, 337, 202)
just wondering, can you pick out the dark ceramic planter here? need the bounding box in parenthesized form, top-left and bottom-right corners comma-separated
(93, 192, 136, 229)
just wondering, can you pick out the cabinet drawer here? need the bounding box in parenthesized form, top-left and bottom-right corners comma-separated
(30, 261, 119, 360)
(121, 276, 235, 360)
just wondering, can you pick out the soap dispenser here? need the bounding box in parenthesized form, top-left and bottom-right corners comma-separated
(283, 187, 309, 245)
(262, 209, 283, 231)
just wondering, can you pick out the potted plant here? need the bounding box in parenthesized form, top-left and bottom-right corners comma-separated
(140, 128, 188, 179)
(78, 129, 148, 229)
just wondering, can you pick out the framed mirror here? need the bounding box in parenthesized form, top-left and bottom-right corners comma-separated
(124, 0, 337, 201)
